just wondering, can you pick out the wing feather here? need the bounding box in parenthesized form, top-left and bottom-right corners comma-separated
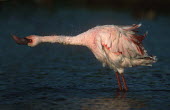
(99, 24, 148, 59)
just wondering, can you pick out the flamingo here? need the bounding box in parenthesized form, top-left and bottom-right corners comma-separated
(12, 24, 156, 91)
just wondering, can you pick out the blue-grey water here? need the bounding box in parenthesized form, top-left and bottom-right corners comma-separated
(0, 1, 170, 110)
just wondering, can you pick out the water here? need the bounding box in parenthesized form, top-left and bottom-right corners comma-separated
(0, 1, 170, 110)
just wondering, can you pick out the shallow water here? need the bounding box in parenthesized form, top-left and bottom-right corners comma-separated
(0, 1, 170, 110)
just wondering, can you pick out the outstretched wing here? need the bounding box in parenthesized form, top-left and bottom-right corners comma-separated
(97, 24, 148, 59)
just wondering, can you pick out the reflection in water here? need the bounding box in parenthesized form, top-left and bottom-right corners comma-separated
(81, 92, 145, 110)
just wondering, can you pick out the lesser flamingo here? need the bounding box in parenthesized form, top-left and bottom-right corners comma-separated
(12, 24, 157, 91)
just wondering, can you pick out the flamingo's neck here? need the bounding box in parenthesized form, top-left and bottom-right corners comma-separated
(40, 35, 86, 46)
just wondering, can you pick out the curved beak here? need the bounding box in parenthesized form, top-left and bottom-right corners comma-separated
(12, 35, 32, 45)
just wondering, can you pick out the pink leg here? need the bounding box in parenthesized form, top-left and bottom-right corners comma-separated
(121, 73, 128, 91)
(115, 72, 122, 91)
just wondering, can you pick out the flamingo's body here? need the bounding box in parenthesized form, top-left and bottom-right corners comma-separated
(12, 24, 156, 91)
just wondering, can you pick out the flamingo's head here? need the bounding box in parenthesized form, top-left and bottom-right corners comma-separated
(12, 35, 41, 47)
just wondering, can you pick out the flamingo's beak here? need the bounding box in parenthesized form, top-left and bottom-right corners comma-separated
(12, 35, 32, 45)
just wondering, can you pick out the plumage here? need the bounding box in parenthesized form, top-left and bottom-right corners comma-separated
(12, 24, 157, 91)
(84, 24, 156, 74)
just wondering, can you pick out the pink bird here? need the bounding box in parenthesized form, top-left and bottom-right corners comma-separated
(12, 24, 156, 91)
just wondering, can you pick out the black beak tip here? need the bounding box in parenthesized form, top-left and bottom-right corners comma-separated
(11, 35, 29, 45)
(11, 35, 18, 41)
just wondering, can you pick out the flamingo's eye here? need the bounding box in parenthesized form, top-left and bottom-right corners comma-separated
(28, 39, 33, 43)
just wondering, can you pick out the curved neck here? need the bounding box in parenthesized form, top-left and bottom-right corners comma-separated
(40, 35, 86, 46)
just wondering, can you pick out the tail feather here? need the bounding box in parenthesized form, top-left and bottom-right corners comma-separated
(122, 24, 142, 31)
(132, 56, 157, 66)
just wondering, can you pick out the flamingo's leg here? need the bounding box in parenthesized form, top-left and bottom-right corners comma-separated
(115, 72, 122, 91)
(121, 73, 128, 91)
